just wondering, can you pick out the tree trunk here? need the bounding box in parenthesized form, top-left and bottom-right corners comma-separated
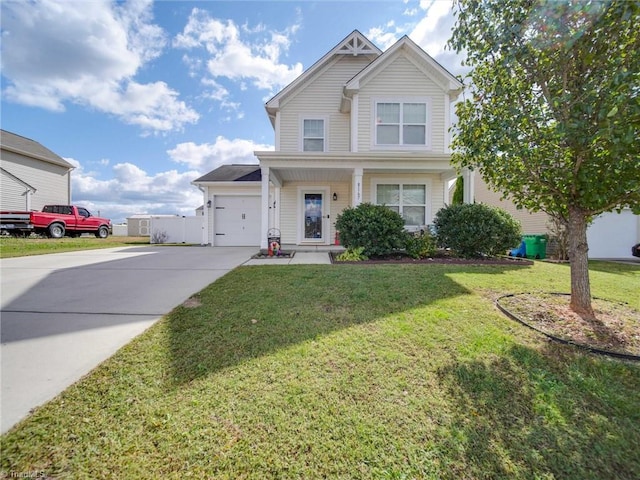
(567, 207, 595, 318)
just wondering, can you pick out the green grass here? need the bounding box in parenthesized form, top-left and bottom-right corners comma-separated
(0, 236, 150, 258)
(2, 261, 639, 479)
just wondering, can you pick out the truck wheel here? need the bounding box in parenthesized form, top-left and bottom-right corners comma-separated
(95, 226, 109, 238)
(48, 223, 65, 238)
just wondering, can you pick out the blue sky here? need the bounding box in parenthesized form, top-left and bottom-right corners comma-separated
(1, 0, 464, 223)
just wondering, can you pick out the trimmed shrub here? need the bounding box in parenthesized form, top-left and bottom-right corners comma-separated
(406, 230, 438, 259)
(336, 246, 368, 262)
(433, 203, 522, 258)
(336, 203, 408, 257)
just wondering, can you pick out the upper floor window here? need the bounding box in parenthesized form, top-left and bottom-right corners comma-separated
(374, 99, 429, 148)
(303, 119, 325, 152)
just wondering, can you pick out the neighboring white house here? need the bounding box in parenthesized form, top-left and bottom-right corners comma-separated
(193, 30, 467, 248)
(586, 209, 639, 259)
(0, 129, 74, 211)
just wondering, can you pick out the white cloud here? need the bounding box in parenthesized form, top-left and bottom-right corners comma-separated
(410, 0, 456, 58)
(173, 9, 303, 94)
(65, 135, 274, 222)
(67, 157, 203, 223)
(1, 0, 199, 132)
(167, 136, 273, 172)
(364, 0, 465, 76)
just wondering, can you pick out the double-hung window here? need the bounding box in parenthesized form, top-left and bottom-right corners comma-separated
(376, 183, 427, 226)
(303, 119, 325, 152)
(375, 100, 429, 147)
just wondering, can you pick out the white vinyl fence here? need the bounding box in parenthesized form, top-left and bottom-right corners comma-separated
(150, 216, 204, 244)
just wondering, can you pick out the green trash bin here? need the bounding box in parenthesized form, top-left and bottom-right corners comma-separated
(522, 234, 548, 259)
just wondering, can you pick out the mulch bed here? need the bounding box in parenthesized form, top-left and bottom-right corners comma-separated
(252, 251, 295, 259)
(330, 251, 533, 266)
(498, 292, 640, 359)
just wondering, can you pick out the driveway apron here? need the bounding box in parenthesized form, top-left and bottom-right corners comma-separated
(0, 246, 253, 433)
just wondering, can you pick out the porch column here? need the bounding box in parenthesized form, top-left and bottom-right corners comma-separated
(352, 168, 363, 206)
(462, 168, 475, 204)
(443, 179, 450, 206)
(261, 166, 270, 249)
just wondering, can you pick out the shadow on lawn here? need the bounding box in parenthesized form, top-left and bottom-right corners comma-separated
(544, 259, 640, 276)
(166, 264, 527, 386)
(437, 342, 640, 480)
(587, 260, 640, 276)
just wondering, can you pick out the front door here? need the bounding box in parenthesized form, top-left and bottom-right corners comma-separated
(301, 191, 326, 243)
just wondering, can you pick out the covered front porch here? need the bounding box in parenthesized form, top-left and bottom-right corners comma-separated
(255, 152, 475, 249)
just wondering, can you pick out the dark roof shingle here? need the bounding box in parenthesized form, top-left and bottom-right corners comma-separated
(0, 130, 74, 169)
(194, 164, 261, 183)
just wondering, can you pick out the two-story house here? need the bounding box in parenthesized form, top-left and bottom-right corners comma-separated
(193, 30, 468, 248)
(1, 130, 74, 211)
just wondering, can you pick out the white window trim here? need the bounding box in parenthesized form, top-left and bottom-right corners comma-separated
(371, 97, 432, 151)
(299, 115, 329, 152)
(370, 177, 433, 229)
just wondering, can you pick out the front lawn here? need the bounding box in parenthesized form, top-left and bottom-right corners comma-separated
(0, 236, 149, 258)
(2, 261, 639, 479)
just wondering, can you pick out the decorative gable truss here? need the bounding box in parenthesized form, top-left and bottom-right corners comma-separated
(334, 31, 380, 56)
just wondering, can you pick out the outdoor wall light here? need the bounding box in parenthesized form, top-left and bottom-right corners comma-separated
(206, 200, 212, 208)
(333, 192, 338, 201)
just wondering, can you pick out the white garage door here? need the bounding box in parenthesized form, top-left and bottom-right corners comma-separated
(587, 210, 639, 259)
(214, 196, 261, 246)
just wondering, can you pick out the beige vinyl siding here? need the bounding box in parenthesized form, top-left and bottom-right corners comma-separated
(280, 186, 298, 243)
(474, 176, 550, 234)
(1, 170, 31, 210)
(278, 56, 371, 153)
(430, 179, 446, 218)
(330, 182, 351, 241)
(357, 55, 447, 153)
(0, 151, 71, 210)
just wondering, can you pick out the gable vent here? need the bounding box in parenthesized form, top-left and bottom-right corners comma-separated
(336, 33, 379, 56)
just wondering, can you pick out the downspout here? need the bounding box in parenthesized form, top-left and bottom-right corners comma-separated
(67, 165, 75, 204)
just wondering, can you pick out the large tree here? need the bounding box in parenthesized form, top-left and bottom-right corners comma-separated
(449, 0, 640, 318)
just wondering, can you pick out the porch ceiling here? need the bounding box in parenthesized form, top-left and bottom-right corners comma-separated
(270, 166, 455, 184)
(256, 151, 457, 184)
(273, 168, 353, 183)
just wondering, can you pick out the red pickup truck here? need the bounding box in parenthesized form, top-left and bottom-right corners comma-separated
(0, 205, 111, 238)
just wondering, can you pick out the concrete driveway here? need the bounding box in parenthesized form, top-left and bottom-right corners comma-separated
(1, 245, 254, 433)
